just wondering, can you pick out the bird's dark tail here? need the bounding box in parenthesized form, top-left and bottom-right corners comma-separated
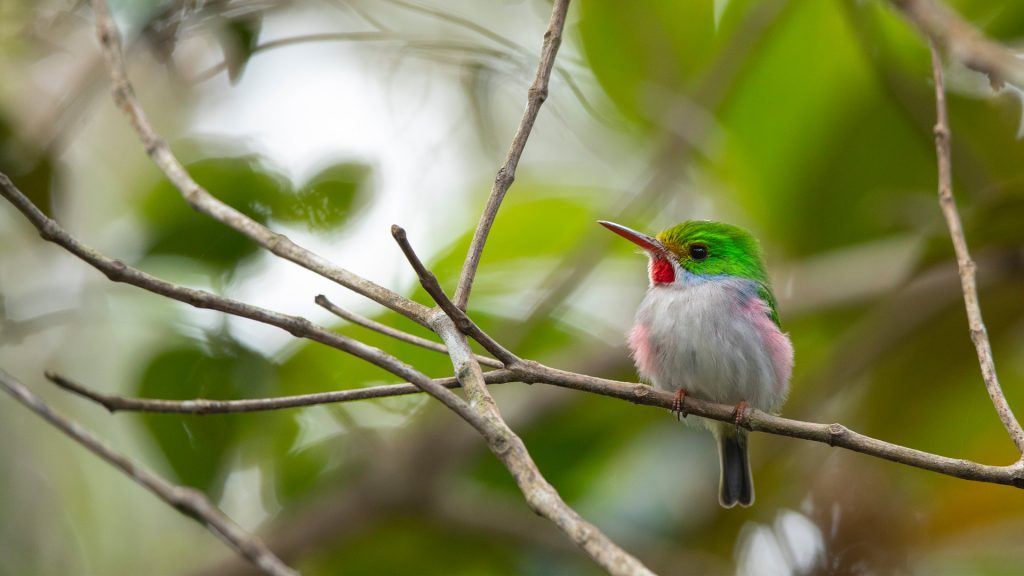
(717, 429, 754, 508)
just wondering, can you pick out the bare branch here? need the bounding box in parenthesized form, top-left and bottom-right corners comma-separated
(0, 172, 484, 430)
(6, 162, 1020, 515)
(516, 362, 1024, 489)
(890, 0, 1024, 90)
(46, 369, 518, 414)
(314, 294, 503, 368)
(391, 226, 520, 366)
(928, 42, 1024, 455)
(0, 368, 298, 576)
(90, 0, 432, 326)
(396, 226, 655, 576)
(452, 0, 570, 309)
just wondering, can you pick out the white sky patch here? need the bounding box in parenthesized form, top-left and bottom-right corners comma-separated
(186, 6, 476, 355)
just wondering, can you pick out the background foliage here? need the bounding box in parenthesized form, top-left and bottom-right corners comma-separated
(1, 1, 1023, 574)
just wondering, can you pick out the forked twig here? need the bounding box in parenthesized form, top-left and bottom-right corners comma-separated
(891, 0, 1024, 90)
(391, 226, 520, 366)
(0, 173, 482, 429)
(394, 227, 656, 576)
(314, 294, 503, 368)
(928, 42, 1024, 455)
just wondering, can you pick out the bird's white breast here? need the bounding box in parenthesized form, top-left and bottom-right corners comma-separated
(629, 276, 791, 413)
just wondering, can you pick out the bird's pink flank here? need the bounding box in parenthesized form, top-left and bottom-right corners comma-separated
(742, 297, 793, 395)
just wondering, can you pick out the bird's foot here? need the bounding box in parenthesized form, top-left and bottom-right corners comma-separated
(671, 389, 688, 420)
(732, 400, 749, 427)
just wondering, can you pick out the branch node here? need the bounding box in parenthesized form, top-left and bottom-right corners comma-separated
(631, 384, 650, 401)
(528, 85, 548, 104)
(104, 259, 127, 281)
(826, 423, 848, 446)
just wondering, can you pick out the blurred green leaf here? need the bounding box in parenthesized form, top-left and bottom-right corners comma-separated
(0, 115, 54, 217)
(140, 156, 287, 274)
(304, 515, 524, 576)
(277, 162, 371, 230)
(578, 0, 716, 124)
(140, 155, 371, 276)
(136, 337, 276, 497)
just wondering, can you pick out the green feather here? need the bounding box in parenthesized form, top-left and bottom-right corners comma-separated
(656, 220, 782, 328)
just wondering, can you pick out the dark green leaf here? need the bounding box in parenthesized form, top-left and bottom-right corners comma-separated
(135, 338, 276, 497)
(274, 162, 371, 230)
(139, 156, 288, 274)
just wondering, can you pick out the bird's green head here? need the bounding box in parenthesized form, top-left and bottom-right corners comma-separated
(599, 219, 771, 286)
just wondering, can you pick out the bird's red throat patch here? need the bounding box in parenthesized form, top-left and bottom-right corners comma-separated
(650, 257, 675, 284)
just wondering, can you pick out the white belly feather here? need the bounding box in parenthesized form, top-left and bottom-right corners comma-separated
(631, 277, 789, 413)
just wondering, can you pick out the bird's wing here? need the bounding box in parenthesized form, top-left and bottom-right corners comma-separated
(757, 283, 782, 329)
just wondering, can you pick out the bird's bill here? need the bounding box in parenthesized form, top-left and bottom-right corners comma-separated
(598, 220, 670, 256)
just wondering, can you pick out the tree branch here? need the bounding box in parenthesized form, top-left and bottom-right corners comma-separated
(0, 171, 485, 432)
(452, 0, 570, 309)
(514, 362, 1024, 488)
(90, 0, 432, 327)
(928, 42, 1024, 455)
(0, 368, 298, 576)
(890, 0, 1024, 90)
(396, 229, 656, 576)
(45, 369, 519, 415)
(7, 162, 1022, 576)
(391, 226, 520, 366)
(314, 294, 503, 369)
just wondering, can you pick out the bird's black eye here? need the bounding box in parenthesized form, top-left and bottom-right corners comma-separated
(688, 243, 709, 261)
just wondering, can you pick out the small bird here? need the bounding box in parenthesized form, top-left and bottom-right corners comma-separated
(600, 220, 793, 508)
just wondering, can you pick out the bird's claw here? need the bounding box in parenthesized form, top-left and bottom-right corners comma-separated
(732, 400, 749, 427)
(672, 389, 688, 420)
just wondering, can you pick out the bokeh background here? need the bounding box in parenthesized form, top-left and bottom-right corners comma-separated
(2, 0, 1024, 574)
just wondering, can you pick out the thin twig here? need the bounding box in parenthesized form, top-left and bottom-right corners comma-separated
(452, 0, 570, 309)
(0, 172, 483, 430)
(891, 0, 1024, 90)
(928, 42, 1024, 455)
(46, 369, 518, 414)
(90, 0, 432, 327)
(380, 0, 608, 124)
(515, 362, 1024, 488)
(0, 368, 298, 576)
(314, 294, 503, 368)
(192, 33, 518, 83)
(508, 0, 793, 347)
(391, 226, 520, 366)
(397, 231, 655, 576)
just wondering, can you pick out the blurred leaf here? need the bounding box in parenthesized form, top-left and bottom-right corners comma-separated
(136, 337, 276, 497)
(139, 156, 287, 275)
(426, 186, 601, 296)
(578, 0, 716, 124)
(276, 162, 371, 230)
(218, 14, 263, 83)
(0, 115, 54, 217)
(304, 515, 524, 576)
